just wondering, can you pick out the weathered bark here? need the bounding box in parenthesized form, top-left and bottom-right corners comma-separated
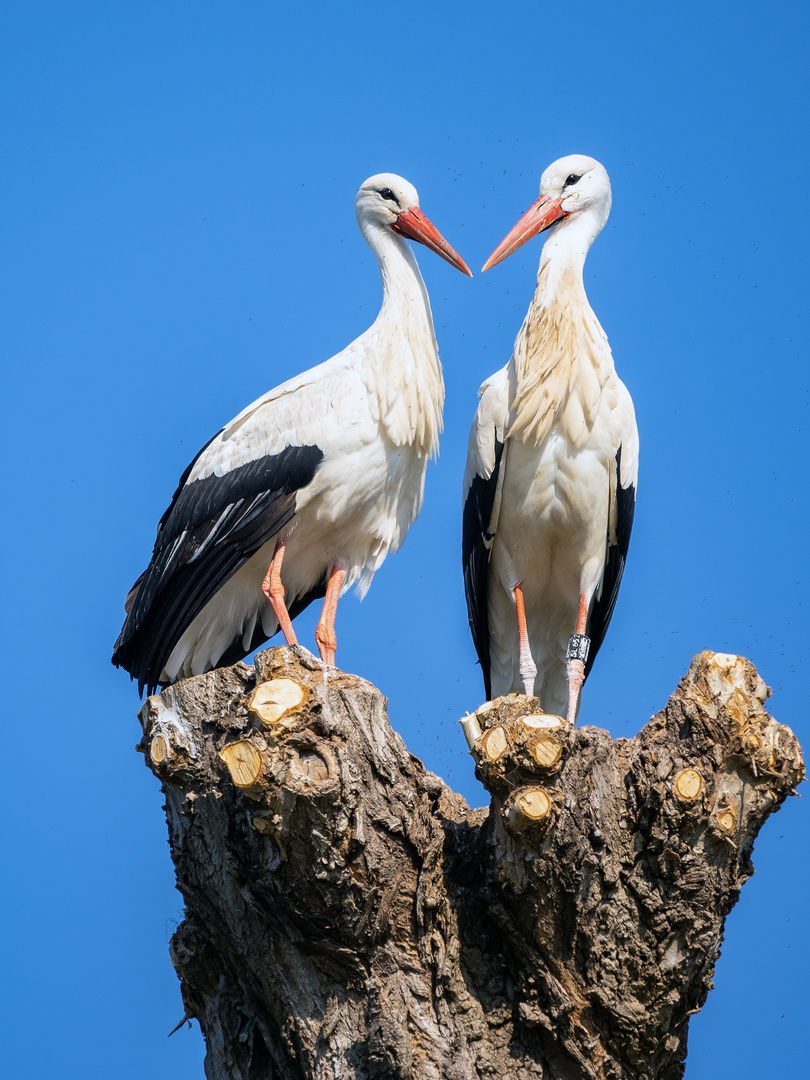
(138, 648, 803, 1080)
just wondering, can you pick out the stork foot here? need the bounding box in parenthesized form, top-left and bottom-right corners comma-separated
(514, 582, 537, 697)
(262, 541, 298, 646)
(565, 633, 590, 724)
(314, 631, 336, 669)
(315, 565, 344, 669)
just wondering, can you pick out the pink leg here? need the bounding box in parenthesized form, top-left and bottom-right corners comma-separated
(514, 582, 537, 697)
(261, 540, 298, 646)
(566, 592, 590, 724)
(315, 565, 344, 667)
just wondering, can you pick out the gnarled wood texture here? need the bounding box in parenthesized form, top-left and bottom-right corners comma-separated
(138, 648, 803, 1079)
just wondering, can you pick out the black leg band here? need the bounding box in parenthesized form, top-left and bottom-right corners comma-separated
(566, 633, 590, 663)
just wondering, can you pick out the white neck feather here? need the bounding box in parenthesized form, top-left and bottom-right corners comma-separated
(357, 221, 444, 456)
(509, 209, 614, 447)
(533, 208, 603, 303)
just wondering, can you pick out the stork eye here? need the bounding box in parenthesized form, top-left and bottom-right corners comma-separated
(563, 174, 582, 189)
(378, 187, 399, 204)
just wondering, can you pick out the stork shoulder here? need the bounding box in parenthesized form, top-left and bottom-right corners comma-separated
(187, 357, 371, 484)
(463, 366, 509, 493)
(610, 375, 639, 488)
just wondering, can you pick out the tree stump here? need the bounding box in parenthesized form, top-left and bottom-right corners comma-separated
(138, 648, 803, 1079)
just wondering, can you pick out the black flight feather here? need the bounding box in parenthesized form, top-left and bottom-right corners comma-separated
(585, 444, 636, 678)
(112, 442, 324, 695)
(462, 437, 504, 701)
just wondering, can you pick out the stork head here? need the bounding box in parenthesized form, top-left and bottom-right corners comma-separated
(356, 173, 472, 276)
(482, 155, 611, 271)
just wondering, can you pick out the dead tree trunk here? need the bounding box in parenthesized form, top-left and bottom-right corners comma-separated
(138, 648, 803, 1080)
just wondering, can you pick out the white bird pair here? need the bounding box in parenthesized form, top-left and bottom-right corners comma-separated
(113, 156, 637, 727)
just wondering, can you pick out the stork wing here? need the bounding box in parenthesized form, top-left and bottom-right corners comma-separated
(462, 370, 509, 700)
(112, 359, 365, 693)
(585, 388, 638, 677)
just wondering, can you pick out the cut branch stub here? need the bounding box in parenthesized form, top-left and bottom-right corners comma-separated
(471, 697, 574, 793)
(248, 677, 306, 726)
(713, 798, 738, 834)
(503, 785, 556, 834)
(459, 712, 483, 749)
(517, 713, 567, 732)
(294, 747, 330, 782)
(219, 739, 263, 789)
(674, 767, 704, 802)
(478, 724, 509, 762)
(528, 737, 563, 769)
(150, 733, 168, 766)
(281, 737, 340, 798)
(137, 689, 200, 780)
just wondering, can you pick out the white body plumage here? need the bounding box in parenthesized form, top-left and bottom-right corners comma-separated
(115, 174, 470, 694)
(463, 155, 638, 719)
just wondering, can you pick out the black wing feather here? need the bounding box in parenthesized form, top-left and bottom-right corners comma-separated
(585, 445, 636, 678)
(462, 437, 504, 701)
(112, 442, 324, 694)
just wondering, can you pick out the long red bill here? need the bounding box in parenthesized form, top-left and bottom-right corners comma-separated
(481, 194, 568, 272)
(392, 207, 473, 277)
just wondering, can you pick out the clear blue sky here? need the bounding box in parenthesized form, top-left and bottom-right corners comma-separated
(2, 2, 807, 1076)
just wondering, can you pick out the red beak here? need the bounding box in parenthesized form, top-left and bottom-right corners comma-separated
(392, 207, 473, 277)
(481, 194, 568, 272)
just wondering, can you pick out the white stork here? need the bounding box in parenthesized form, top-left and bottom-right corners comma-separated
(114, 173, 471, 695)
(462, 155, 637, 723)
